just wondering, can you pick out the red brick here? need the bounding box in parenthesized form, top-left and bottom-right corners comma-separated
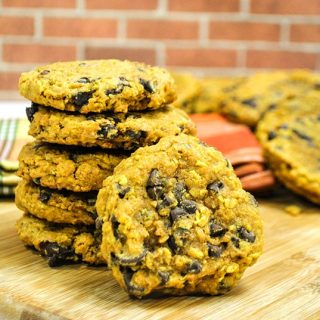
(3, 0, 76, 8)
(44, 18, 117, 38)
(166, 48, 237, 67)
(0, 17, 34, 36)
(86, 0, 157, 10)
(3, 44, 76, 63)
(0, 73, 20, 90)
(85, 47, 156, 65)
(169, 0, 239, 12)
(290, 24, 320, 43)
(127, 20, 199, 40)
(246, 50, 318, 69)
(209, 21, 280, 41)
(251, 0, 320, 15)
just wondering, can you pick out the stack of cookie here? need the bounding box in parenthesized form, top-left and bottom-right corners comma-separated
(15, 59, 196, 267)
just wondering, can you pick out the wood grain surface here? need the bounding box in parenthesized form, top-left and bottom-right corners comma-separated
(0, 192, 319, 320)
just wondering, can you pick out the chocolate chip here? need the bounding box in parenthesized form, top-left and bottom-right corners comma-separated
(167, 236, 178, 254)
(180, 200, 197, 214)
(207, 181, 224, 193)
(125, 130, 146, 140)
(292, 129, 313, 142)
(120, 266, 134, 289)
(70, 91, 93, 107)
(231, 237, 240, 248)
(314, 83, 320, 90)
(238, 227, 256, 243)
(267, 104, 276, 111)
(97, 123, 118, 139)
(156, 194, 173, 211)
(241, 98, 257, 108)
(105, 87, 124, 95)
(105, 79, 131, 96)
(69, 153, 77, 161)
(39, 188, 51, 203)
(210, 222, 227, 238)
(117, 185, 130, 199)
(174, 182, 186, 203)
(40, 70, 50, 75)
(158, 271, 170, 285)
(187, 261, 202, 274)
(32, 178, 40, 185)
(111, 215, 120, 240)
(146, 169, 164, 200)
(86, 198, 96, 206)
(120, 266, 144, 295)
(268, 131, 277, 140)
(116, 248, 147, 266)
(77, 77, 91, 84)
(26, 104, 39, 122)
(79, 62, 87, 66)
(139, 78, 154, 93)
(95, 217, 103, 230)
(39, 241, 74, 267)
(207, 243, 226, 258)
(170, 207, 188, 222)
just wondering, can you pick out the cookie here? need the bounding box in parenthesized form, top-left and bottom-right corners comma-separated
(172, 73, 202, 113)
(16, 214, 105, 267)
(96, 134, 263, 298)
(263, 115, 320, 205)
(17, 141, 127, 192)
(27, 105, 196, 150)
(19, 59, 176, 114)
(219, 72, 288, 127)
(256, 90, 320, 144)
(193, 77, 244, 114)
(15, 180, 97, 225)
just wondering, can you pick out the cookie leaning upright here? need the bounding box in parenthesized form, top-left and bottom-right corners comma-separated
(96, 134, 263, 298)
(263, 115, 320, 205)
(19, 60, 176, 114)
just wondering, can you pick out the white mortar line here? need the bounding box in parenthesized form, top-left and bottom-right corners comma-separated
(76, 41, 85, 60)
(240, 0, 250, 15)
(156, 42, 166, 66)
(33, 11, 42, 41)
(157, 0, 168, 16)
(199, 15, 209, 46)
(3, 35, 320, 52)
(117, 18, 126, 40)
(76, 0, 85, 12)
(280, 18, 290, 45)
(1, 7, 320, 24)
(237, 44, 247, 69)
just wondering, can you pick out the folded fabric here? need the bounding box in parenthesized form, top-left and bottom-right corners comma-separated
(190, 113, 275, 193)
(0, 118, 32, 196)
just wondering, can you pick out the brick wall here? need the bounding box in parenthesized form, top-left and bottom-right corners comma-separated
(1, 0, 320, 99)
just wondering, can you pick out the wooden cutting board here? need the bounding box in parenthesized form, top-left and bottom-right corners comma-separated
(0, 192, 320, 320)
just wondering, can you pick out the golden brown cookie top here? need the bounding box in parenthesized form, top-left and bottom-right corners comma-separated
(19, 59, 177, 113)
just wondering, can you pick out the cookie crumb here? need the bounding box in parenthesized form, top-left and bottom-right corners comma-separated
(285, 205, 302, 216)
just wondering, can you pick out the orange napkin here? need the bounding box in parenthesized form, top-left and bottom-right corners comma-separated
(190, 113, 275, 193)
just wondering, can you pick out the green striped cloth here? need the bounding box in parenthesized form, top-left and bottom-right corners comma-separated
(0, 119, 31, 197)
